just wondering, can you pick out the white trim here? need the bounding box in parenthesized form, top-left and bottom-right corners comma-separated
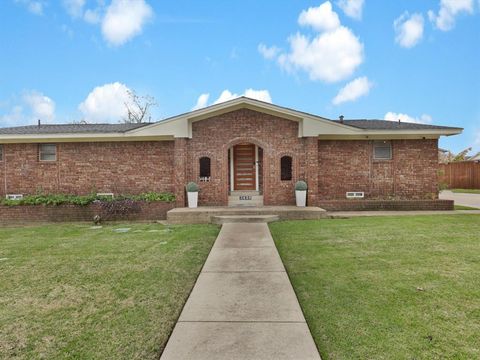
(255, 145, 259, 192)
(0, 98, 463, 143)
(229, 147, 234, 192)
(6, 194, 23, 200)
(346, 192, 364, 198)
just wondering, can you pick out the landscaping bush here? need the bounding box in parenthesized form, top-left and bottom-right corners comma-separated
(0, 192, 175, 207)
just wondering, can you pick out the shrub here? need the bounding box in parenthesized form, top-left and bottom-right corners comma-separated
(0, 192, 175, 207)
(97, 199, 142, 220)
(295, 180, 308, 191)
(186, 182, 199, 192)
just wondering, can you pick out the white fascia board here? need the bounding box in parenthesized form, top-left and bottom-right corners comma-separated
(317, 128, 462, 140)
(129, 117, 189, 138)
(0, 133, 174, 143)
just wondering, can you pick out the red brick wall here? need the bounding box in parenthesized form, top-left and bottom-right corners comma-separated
(0, 202, 175, 224)
(318, 139, 439, 200)
(0, 113, 441, 208)
(318, 199, 453, 211)
(0, 141, 175, 196)
(185, 108, 308, 206)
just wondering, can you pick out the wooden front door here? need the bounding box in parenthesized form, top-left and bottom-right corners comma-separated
(233, 144, 256, 190)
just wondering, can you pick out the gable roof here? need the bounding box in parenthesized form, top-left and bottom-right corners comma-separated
(0, 123, 149, 135)
(0, 97, 462, 143)
(338, 119, 457, 131)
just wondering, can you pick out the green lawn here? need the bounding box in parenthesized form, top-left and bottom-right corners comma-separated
(0, 222, 219, 359)
(454, 204, 480, 210)
(270, 215, 480, 359)
(451, 188, 480, 194)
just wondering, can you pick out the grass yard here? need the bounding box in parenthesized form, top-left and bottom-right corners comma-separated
(454, 204, 480, 210)
(451, 188, 480, 194)
(0, 222, 219, 359)
(270, 215, 480, 359)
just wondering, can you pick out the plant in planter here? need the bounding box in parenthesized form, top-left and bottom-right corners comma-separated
(186, 182, 199, 208)
(295, 180, 307, 207)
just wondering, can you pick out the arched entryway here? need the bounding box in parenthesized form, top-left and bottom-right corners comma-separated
(227, 141, 264, 206)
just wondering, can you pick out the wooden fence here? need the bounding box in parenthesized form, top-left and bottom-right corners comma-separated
(439, 161, 480, 189)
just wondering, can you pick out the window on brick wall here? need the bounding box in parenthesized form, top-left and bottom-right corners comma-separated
(0, 144, 3, 161)
(373, 141, 392, 160)
(199, 157, 211, 181)
(39, 144, 57, 161)
(281, 156, 292, 181)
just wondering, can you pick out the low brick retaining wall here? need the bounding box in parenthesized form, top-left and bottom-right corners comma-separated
(318, 199, 454, 211)
(0, 202, 175, 224)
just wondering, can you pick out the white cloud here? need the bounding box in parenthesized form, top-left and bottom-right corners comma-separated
(243, 89, 272, 103)
(79, 82, 132, 122)
(298, 1, 340, 32)
(63, 0, 85, 18)
(278, 26, 363, 83)
(264, 1, 364, 83)
(384, 112, 433, 124)
(23, 91, 55, 121)
(214, 90, 238, 104)
(258, 43, 281, 60)
(428, 0, 474, 31)
(101, 0, 153, 46)
(0, 90, 55, 126)
(15, 0, 44, 15)
(84, 8, 101, 24)
(332, 76, 372, 105)
(192, 89, 272, 110)
(337, 0, 364, 20)
(394, 12, 424, 48)
(0, 106, 25, 127)
(192, 93, 210, 110)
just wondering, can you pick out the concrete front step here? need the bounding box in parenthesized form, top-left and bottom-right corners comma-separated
(228, 191, 263, 207)
(211, 214, 279, 224)
(167, 206, 328, 224)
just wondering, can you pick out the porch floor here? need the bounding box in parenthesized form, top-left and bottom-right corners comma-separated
(167, 206, 328, 224)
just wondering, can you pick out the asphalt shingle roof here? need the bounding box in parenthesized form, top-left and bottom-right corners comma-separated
(334, 119, 459, 130)
(0, 123, 150, 135)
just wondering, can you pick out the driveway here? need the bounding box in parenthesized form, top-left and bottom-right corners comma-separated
(440, 190, 480, 208)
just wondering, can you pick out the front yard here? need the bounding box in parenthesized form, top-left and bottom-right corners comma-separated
(270, 215, 480, 359)
(0, 223, 219, 359)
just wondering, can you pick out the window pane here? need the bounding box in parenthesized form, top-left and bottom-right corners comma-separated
(40, 153, 56, 161)
(0, 145, 3, 161)
(199, 157, 211, 177)
(281, 156, 292, 181)
(374, 142, 392, 160)
(39, 144, 56, 161)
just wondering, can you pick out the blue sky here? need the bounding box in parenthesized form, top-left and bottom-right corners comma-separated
(0, 0, 479, 153)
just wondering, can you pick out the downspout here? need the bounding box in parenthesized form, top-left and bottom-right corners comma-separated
(4, 145, 7, 196)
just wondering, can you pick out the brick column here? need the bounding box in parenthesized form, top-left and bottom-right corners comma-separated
(305, 137, 319, 206)
(173, 138, 187, 207)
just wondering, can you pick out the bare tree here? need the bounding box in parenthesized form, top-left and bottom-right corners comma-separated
(439, 147, 472, 163)
(123, 90, 157, 123)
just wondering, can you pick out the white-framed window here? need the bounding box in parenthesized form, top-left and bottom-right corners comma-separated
(0, 144, 3, 161)
(373, 141, 392, 160)
(39, 144, 57, 161)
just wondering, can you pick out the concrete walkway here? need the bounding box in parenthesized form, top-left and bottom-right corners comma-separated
(328, 209, 480, 218)
(161, 223, 320, 360)
(440, 190, 480, 208)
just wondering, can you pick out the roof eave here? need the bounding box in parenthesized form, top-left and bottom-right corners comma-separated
(0, 133, 174, 143)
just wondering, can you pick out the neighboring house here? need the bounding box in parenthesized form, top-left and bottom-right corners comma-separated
(467, 152, 480, 162)
(0, 97, 462, 209)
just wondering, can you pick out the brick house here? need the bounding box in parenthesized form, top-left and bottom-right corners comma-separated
(0, 97, 462, 210)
